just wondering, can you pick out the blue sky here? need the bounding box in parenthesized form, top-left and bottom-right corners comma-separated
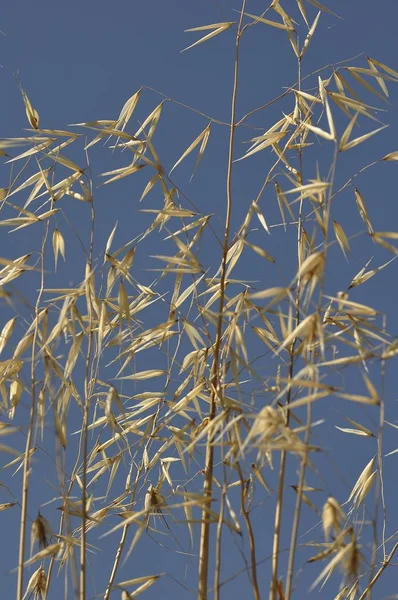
(2, 2, 398, 599)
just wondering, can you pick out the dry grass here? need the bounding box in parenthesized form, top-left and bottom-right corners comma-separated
(1, 2, 398, 599)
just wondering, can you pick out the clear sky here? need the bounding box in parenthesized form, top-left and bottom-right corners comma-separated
(2, 2, 398, 600)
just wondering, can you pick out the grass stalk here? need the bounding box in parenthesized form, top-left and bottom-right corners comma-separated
(197, 3, 246, 598)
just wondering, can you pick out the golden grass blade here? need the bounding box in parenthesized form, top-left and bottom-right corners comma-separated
(310, 543, 353, 591)
(182, 22, 234, 53)
(0, 317, 17, 356)
(361, 62, 390, 97)
(340, 125, 387, 152)
(237, 131, 287, 161)
(335, 392, 379, 406)
(294, 89, 322, 104)
(134, 102, 163, 140)
(5, 140, 54, 163)
(116, 90, 141, 131)
(337, 416, 374, 437)
(339, 112, 359, 151)
(251, 464, 271, 493)
(274, 181, 294, 230)
(17, 81, 40, 129)
(303, 121, 334, 141)
(328, 91, 382, 119)
(44, 151, 83, 173)
(300, 12, 321, 58)
(174, 274, 205, 309)
(241, 11, 290, 30)
(277, 313, 317, 355)
(7, 169, 50, 198)
(22, 566, 46, 600)
(52, 229, 65, 271)
(24, 543, 63, 567)
(251, 202, 271, 234)
(286, 390, 331, 411)
(348, 458, 376, 509)
(117, 369, 166, 381)
(305, 0, 341, 18)
(170, 124, 210, 175)
(243, 240, 274, 262)
(296, 0, 309, 25)
(332, 219, 350, 259)
(382, 150, 398, 161)
(325, 294, 377, 315)
(349, 257, 395, 289)
(335, 426, 372, 437)
(353, 188, 374, 235)
(285, 180, 329, 198)
(367, 57, 398, 80)
(348, 68, 389, 101)
(286, 28, 300, 58)
(101, 163, 147, 186)
(250, 287, 287, 301)
(191, 125, 211, 179)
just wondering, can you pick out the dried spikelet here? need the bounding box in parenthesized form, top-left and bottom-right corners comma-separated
(0, 317, 17, 355)
(37, 387, 45, 440)
(297, 251, 325, 286)
(52, 228, 66, 270)
(0, 358, 23, 384)
(250, 406, 285, 442)
(144, 484, 166, 515)
(9, 378, 23, 419)
(310, 540, 353, 591)
(118, 281, 130, 321)
(0, 502, 16, 510)
(64, 331, 83, 379)
(347, 580, 359, 600)
(23, 566, 47, 600)
(247, 405, 302, 458)
(195, 416, 210, 437)
(333, 587, 349, 600)
(322, 496, 345, 539)
(308, 527, 348, 563)
(342, 531, 362, 579)
(31, 512, 52, 556)
(18, 81, 40, 129)
(333, 219, 351, 259)
(348, 457, 376, 510)
(13, 332, 34, 359)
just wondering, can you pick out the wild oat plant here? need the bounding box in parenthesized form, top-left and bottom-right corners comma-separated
(2, 2, 398, 600)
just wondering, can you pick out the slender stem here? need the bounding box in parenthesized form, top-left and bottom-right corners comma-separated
(358, 543, 398, 600)
(17, 219, 50, 600)
(269, 395, 289, 600)
(16, 364, 37, 600)
(213, 485, 226, 600)
(236, 53, 364, 126)
(284, 52, 309, 600)
(103, 459, 146, 598)
(237, 464, 260, 600)
(80, 199, 96, 600)
(103, 525, 129, 600)
(378, 356, 387, 559)
(197, 4, 246, 599)
(269, 53, 305, 600)
(285, 403, 312, 600)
